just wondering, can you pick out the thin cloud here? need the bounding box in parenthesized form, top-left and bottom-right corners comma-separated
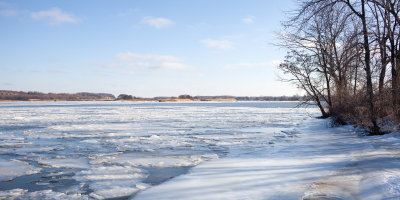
(47, 69, 65, 74)
(155, 62, 192, 70)
(200, 39, 234, 50)
(117, 52, 181, 62)
(126, 62, 151, 68)
(116, 8, 139, 17)
(120, 71, 136, 76)
(31, 8, 78, 25)
(225, 60, 281, 69)
(2, 82, 13, 86)
(0, 9, 18, 17)
(105, 63, 123, 68)
(87, 52, 192, 71)
(141, 16, 173, 29)
(242, 16, 255, 24)
(117, 52, 192, 70)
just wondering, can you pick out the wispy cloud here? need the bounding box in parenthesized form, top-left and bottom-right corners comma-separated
(117, 52, 181, 62)
(225, 60, 281, 69)
(119, 71, 136, 76)
(31, 8, 78, 25)
(242, 16, 255, 24)
(47, 69, 65, 74)
(200, 39, 234, 50)
(156, 62, 192, 70)
(2, 82, 13, 86)
(117, 52, 191, 70)
(0, 9, 18, 17)
(116, 8, 139, 17)
(87, 52, 192, 72)
(141, 16, 173, 29)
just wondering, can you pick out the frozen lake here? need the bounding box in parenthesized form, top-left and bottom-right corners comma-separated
(0, 101, 318, 199)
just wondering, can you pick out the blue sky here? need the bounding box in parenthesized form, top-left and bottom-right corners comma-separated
(0, 0, 300, 97)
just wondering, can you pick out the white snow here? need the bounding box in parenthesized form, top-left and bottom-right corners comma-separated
(135, 119, 400, 200)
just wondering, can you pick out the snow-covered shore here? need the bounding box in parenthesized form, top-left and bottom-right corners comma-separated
(135, 119, 400, 200)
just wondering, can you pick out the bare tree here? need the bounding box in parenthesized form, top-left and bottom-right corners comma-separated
(279, 50, 330, 118)
(279, 0, 388, 134)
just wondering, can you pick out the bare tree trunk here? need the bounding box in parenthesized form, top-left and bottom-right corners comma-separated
(361, 0, 381, 134)
(320, 47, 333, 108)
(354, 65, 358, 95)
(379, 60, 388, 94)
(392, 55, 400, 117)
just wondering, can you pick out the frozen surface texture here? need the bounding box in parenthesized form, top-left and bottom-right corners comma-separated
(0, 101, 314, 199)
(135, 119, 400, 200)
(2, 101, 399, 199)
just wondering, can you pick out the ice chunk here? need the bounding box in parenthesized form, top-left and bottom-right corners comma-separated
(38, 157, 90, 169)
(0, 159, 40, 181)
(89, 187, 139, 200)
(75, 165, 147, 199)
(113, 153, 218, 168)
(0, 189, 27, 199)
(15, 190, 88, 200)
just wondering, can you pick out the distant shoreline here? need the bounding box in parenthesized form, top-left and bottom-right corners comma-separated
(0, 90, 306, 102)
(0, 98, 305, 102)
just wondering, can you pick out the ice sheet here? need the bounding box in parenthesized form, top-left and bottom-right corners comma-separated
(38, 157, 90, 169)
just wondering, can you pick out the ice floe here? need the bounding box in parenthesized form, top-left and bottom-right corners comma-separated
(0, 159, 40, 181)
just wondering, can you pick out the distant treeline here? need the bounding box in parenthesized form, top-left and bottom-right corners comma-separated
(0, 90, 115, 101)
(0, 90, 306, 101)
(235, 96, 306, 101)
(149, 94, 306, 101)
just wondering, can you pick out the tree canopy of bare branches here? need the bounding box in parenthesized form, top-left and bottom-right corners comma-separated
(279, 0, 400, 135)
